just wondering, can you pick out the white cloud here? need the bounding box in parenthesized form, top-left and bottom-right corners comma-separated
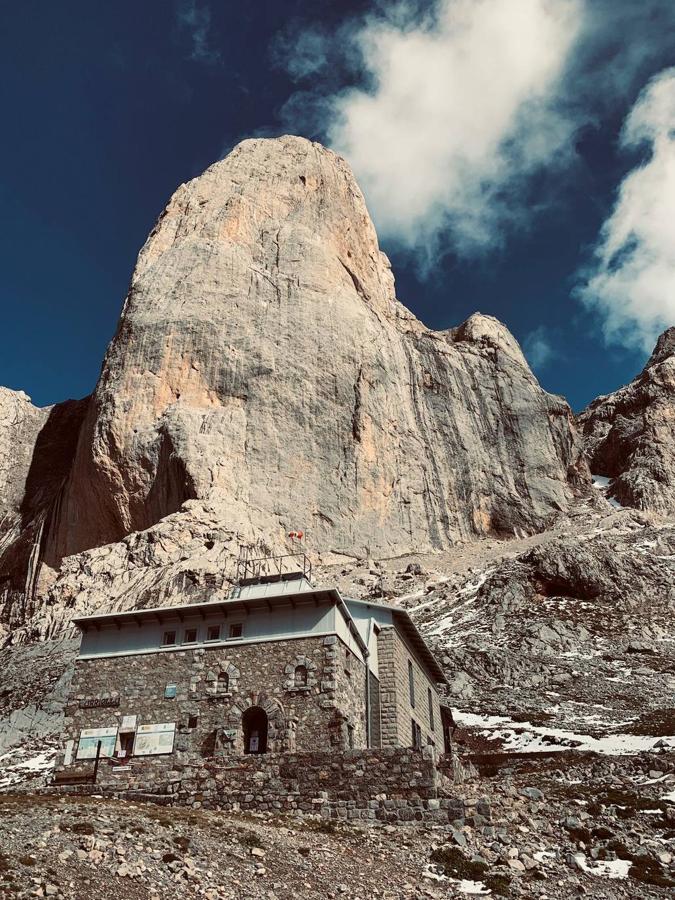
(325, 0, 581, 257)
(578, 68, 675, 351)
(176, 0, 220, 65)
(523, 326, 556, 369)
(274, 0, 675, 266)
(271, 26, 330, 81)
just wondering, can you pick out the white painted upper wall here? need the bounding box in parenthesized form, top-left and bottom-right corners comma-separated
(343, 599, 395, 679)
(75, 590, 422, 684)
(79, 602, 337, 659)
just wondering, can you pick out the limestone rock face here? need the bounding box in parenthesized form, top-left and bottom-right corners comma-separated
(578, 327, 675, 514)
(0, 391, 89, 636)
(0, 389, 49, 524)
(39, 136, 586, 570)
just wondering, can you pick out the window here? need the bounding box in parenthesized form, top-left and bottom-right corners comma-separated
(294, 664, 308, 687)
(229, 623, 243, 639)
(408, 660, 415, 708)
(162, 630, 177, 647)
(188, 715, 199, 729)
(183, 627, 198, 643)
(217, 672, 229, 692)
(164, 683, 177, 699)
(428, 687, 435, 731)
(347, 724, 355, 749)
(207, 624, 221, 641)
(411, 719, 422, 750)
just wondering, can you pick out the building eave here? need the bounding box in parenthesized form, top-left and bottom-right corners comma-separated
(72, 587, 342, 631)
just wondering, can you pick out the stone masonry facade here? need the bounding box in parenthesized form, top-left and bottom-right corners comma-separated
(56, 634, 369, 784)
(378, 627, 444, 749)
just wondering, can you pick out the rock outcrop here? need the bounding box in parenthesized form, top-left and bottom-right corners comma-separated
(0, 389, 48, 528)
(31, 137, 585, 578)
(578, 327, 675, 514)
(0, 136, 589, 640)
(0, 391, 89, 636)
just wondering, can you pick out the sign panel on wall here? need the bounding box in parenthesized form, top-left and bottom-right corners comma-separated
(79, 697, 120, 709)
(76, 726, 118, 759)
(133, 722, 176, 757)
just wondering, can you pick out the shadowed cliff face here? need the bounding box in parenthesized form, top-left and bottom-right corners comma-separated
(0, 394, 89, 632)
(578, 327, 675, 514)
(32, 136, 587, 567)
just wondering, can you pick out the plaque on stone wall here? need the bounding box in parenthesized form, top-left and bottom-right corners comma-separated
(79, 697, 120, 709)
(63, 739, 74, 766)
(133, 722, 176, 756)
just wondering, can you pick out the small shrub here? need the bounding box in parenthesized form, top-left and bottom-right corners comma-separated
(238, 830, 263, 849)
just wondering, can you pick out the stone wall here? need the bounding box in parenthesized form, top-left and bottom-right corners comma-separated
(55, 633, 369, 781)
(377, 627, 444, 749)
(52, 748, 471, 825)
(332, 640, 368, 748)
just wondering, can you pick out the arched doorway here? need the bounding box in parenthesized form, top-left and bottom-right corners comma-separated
(242, 706, 268, 754)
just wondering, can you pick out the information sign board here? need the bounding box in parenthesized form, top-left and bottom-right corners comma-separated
(76, 726, 118, 760)
(133, 722, 176, 757)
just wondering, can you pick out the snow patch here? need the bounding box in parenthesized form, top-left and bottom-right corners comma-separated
(592, 474, 624, 509)
(0, 745, 57, 790)
(574, 854, 631, 879)
(454, 879, 491, 895)
(454, 711, 675, 755)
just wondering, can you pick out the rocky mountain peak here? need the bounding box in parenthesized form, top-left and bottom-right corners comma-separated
(579, 326, 675, 513)
(450, 312, 529, 368)
(0, 135, 588, 635)
(645, 325, 675, 368)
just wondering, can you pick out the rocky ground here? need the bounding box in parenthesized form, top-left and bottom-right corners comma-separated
(319, 489, 675, 745)
(0, 750, 673, 898)
(0, 484, 673, 897)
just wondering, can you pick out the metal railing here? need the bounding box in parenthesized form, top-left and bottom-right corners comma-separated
(234, 551, 312, 586)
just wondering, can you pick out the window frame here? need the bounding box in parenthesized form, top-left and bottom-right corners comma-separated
(229, 623, 243, 639)
(162, 630, 177, 647)
(183, 627, 198, 644)
(408, 659, 416, 708)
(206, 624, 221, 642)
(428, 686, 435, 731)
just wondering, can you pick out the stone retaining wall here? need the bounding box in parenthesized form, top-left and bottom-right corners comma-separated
(50, 748, 475, 825)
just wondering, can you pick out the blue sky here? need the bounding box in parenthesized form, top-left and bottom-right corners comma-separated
(1, 0, 674, 410)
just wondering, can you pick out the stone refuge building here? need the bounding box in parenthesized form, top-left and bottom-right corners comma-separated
(54, 555, 450, 788)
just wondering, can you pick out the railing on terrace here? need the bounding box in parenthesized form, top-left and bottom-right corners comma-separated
(234, 551, 312, 586)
